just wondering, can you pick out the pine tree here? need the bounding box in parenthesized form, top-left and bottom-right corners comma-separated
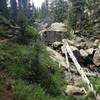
(22, 0, 28, 9)
(49, 0, 68, 22)
(18, 0, 28, 9)
(17, 0, 29, 26)
(31, 3, 38, 23)
(0, 0, 9, 18)
(82, 0, 100, 35)
(10, 0, 17, 21)
(18, 0, 22, 9)
(41, 0, 49, 22)
(86, 0, 100, 35)
(68, 0, 85, 33)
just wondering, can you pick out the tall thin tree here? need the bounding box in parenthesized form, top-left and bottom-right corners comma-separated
(10, 0, 17, 21)
(0, 0, 9, 18)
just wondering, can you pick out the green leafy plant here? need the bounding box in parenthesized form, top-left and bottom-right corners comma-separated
(17, 25, 41, 44)
(13, 80, 50, 100)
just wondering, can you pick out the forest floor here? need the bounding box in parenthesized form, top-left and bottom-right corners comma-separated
(0, 71, 13, 100)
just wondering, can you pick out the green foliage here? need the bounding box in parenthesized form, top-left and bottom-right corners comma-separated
(10, 0, 17, 21)
(0, 42, 17, 69)
(14, 80, 77, 100)
(25, 25, 41, 42)
(67, 0, 85, 33)
(64, 20, 74, 39)
(17, 25, 41, 44)
(0, 0, 9, 18)
(85, 0, 100, 35)
(76, 80, 88, 90)
(67, 0, 100, 36)
(84, 91, 96, 100)
(0, 41, 65, 96)
(13, 80, 50, 100)
(21, 42, 61, 96)
(51, 66, 67, 92)
(90, 77, 100, 94)
(50, 95, 77, 100)
(17, 10, 28, 25)
(0, 16, 10, 25)
(0, 16, 11, 38)
(49, 0, 68, 22)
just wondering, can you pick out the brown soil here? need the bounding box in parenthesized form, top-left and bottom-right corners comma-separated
(0, 70, 14, 100)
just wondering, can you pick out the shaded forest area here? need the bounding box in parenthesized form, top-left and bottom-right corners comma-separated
(0, 0, 100, 100)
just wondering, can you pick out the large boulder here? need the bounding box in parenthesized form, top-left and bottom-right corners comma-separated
(52, 41, 63, 50)
(93, 39, 100, 46)
(65, 85, 85, 95)
(98, 46, 100, 49)
(80, 49, 88, 57)
(75, 42, 86, 50)
(96, 95, 100, 100)
(75, 36, 85, 42)
(93, 49, 100, 66)
(86, 48, 94, 55)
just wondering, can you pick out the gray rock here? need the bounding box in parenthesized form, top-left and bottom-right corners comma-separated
(75, 42, 86, 49)
(65, 85, 85, 95)
(98, 46, 100, 49)
(93, 39, 100, 46)
(80, 49, 88, 57)
(86, 48, 94, 55)
(75, 36, 85, 42)
(52, 41, 62, 49)
(93, 50, 100, 66)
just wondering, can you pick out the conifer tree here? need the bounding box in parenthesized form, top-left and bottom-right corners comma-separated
(0, 0, 9, 18)
(10, 0, 17, 21)
(67, 0, 85, 33)
(50, 0, 68, 22)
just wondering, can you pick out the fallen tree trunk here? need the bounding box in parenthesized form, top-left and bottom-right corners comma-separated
(62, 39, 94, 92)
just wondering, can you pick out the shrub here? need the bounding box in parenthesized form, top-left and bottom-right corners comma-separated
(13, 80, 50, 100)
(22, 42, 61, 96)
(90, 77, 100, 94)
(76, 80, 88, 90)
(84, 91, 96, 100)
(51, 66, 67, 93)
(0, 42, 63, 96)
(50, 95, 77, 100)
(17, 25, 41, 44)
(14, 80, 74, 100)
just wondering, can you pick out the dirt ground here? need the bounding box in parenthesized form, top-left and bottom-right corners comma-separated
(0, 71, 13, 100)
